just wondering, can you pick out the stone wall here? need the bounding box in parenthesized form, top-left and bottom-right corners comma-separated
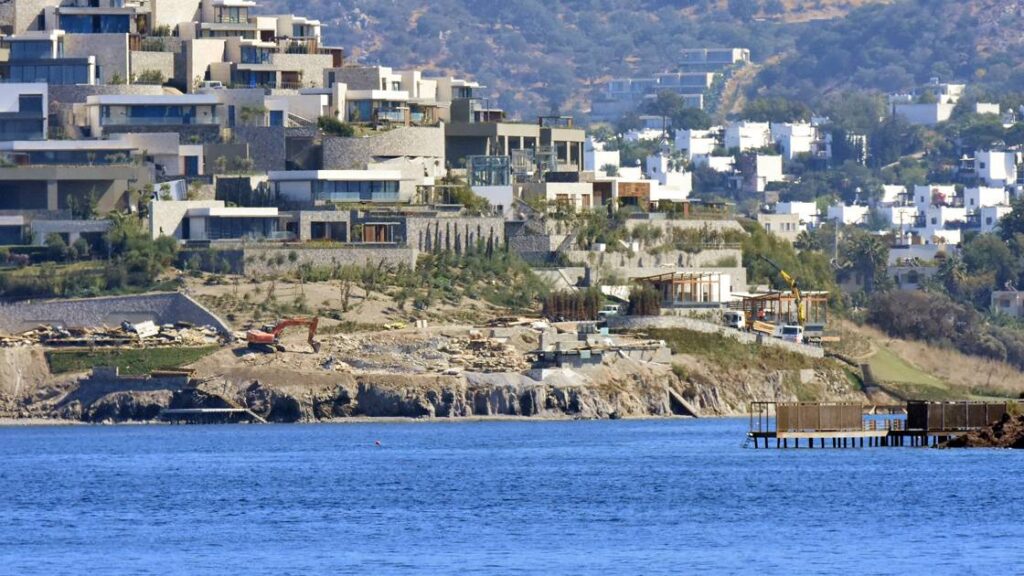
(130, 51, 176, 83)
(236, 246, 417, 276)
(0, 293, 231, 334)
(623, 218, 746, 234)
(563, 248, 742, 270)
(232, 126, 287, 171)
(48, 84, 165, 106)
(64, 34, 129, 84)
(607, 315, 824, 358)
(268, 53, 335, 88)
(322, 126, 445, 170)
(405, 215, 506, 254)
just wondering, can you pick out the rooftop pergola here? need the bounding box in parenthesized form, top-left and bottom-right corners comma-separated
(637, 271, 728, 306)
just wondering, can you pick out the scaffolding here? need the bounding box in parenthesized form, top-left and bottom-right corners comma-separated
(738, 291, 830, 327)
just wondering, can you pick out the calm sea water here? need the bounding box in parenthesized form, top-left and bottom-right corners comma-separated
(0, 418, 1019, 575)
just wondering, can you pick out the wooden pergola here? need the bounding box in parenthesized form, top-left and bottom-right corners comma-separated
(637, 271, 727, 306)
(738, 291, 830, 326)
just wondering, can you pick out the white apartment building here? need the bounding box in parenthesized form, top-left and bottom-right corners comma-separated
(827, 204, 870, 226)
(876, 205, 919, 231)
(974, 150, 1018, 188)
(725, 121, 770, 152)
(912, 184, 957, 211)
(776, 201, 819, 227)
(750, 154, 783, 193)
(584, 137, 620, 175)
(979, 205, 1012, 234)
(879, 185, 906, 206)
(674, 128, 718, 159)
(964, 186, 1008, 214)
(644, 153, 691, 200)
(771, 122, 815, 161)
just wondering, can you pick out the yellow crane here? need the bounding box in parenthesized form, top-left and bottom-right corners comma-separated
(758, 255, 805, 326)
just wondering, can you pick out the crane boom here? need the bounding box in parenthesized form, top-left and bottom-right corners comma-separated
(757, 255, 805, 326)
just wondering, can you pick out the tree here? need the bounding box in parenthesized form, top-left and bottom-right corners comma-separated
(840, 228, 890, 294)
(742, 97, 812, 123)
(317, 116, 356, 137)
(45, 234, 69, 262)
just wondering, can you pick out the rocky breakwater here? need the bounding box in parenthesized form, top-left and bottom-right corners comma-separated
(942, 412, 1024, 449)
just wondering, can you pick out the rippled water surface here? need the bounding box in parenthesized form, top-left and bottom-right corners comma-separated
(1, 418, 1019, 575)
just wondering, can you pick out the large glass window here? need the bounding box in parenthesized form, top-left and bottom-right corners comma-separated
(9, 41, 54, 61)
(60, 14, 130, 33)
(240, 46, 270, 64)
(9, 62, 89, 84)
(316, 180, 399, 202)
(216, 7, 247, 23)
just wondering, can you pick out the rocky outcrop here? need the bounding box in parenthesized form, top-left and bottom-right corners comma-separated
(942, 413, 1024, 449)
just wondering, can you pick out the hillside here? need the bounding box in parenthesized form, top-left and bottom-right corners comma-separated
(753, 0, 1024, 102)
(257, 0, 890, 118)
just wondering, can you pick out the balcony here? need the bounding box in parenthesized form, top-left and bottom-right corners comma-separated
(101, 116, 220, 127)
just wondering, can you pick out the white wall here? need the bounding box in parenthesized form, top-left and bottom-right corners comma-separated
(964, 186, 1008, 213)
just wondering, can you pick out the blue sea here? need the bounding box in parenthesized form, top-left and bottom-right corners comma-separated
(1, 418, 1019, 575)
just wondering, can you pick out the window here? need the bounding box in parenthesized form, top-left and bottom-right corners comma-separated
(9, 41, 53, 60)
(18, 94, 43, 114)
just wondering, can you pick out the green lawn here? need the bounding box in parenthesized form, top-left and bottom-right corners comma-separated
(46, 346, 219, 376)
(868, 346, 953, 400)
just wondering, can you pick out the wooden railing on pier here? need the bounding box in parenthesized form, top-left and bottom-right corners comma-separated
(748, 401, 1012, 449)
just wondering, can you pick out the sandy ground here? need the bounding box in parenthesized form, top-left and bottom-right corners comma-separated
(185, 275, 505, 331)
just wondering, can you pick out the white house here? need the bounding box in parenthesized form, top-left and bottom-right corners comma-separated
(623, 128, 664, 143)
(912, 184, 957, 211)
(827, 204, 870, 226)
(893, 102, 956, 126)
(771, 122, 815, 161)
(974, 150, 1018, 188)
(724, 121, 771, 152)
(645, 153, 692, 199)
(879, 185, 907, 206)
(975, 102, 1001, 116)
(964, 186, 1008, 214)
(584, 137, 620, 175)
(877, 205, 919, 231)
(674, 128, 718, 159)
(776, 201, 819, 227)
(750, 154, 783, 193)
(978, 205, 1012, 234)
(693, 155, 735, 173)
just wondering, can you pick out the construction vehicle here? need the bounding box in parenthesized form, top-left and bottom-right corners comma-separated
(246, 317, 321, 353)
(757, 255, 805, 326)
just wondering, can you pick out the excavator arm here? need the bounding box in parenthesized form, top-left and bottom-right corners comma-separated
(247, 317, 321, 353)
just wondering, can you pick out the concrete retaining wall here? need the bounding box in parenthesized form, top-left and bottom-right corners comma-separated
(0, 293, 231, 334)
(608, 315, 824, 358)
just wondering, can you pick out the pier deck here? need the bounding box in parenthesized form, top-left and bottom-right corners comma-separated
(747, 401, 1009, 449)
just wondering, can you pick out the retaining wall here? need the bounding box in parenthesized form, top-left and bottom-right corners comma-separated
(607, 315, 825, 358)
(0, 293, 231, 334)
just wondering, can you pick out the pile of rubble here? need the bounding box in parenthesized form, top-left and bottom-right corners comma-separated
(439, 333, 530, 374)
(0, 321, 226, 349)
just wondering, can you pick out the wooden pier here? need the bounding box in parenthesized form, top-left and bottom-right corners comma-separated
(747, 401, 1010, 449)
(159, 408, 267, 424)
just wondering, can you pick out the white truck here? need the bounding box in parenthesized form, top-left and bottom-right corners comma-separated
(722, 310, 745, 330)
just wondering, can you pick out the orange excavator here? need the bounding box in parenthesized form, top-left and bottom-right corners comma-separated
(246, 317, 321, 353)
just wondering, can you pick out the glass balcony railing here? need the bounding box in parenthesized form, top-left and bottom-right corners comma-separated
(101, 116, 220, 126)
